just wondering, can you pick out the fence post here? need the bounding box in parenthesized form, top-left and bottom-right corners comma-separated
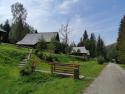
(74, 66, 79, 79)
(51, 64, 54, 74)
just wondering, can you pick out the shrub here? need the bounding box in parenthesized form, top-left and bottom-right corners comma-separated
(36, 38, 47, 51)
(35, 50, 43, 59)
(35, 50, 58, 62)
(46, 55, 53, 62)
(46, 55, 58, 62)
(20, 61, 35, 76)
(97, 56, 105, 64)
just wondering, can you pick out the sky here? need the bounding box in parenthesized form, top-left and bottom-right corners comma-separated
(0, 0, 125, 45)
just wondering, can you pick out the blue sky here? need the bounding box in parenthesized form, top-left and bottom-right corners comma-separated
(0, 0, 125, 45)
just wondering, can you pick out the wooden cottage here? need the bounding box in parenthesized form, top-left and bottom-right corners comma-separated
(71, 47, 90, 58)
(0, 28, 6, 42)
(16, 32, 59, 47)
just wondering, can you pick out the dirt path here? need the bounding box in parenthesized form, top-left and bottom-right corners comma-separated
(83, 63, 125, 94)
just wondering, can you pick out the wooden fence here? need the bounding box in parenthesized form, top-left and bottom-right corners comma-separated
(49, 62, 80, 79)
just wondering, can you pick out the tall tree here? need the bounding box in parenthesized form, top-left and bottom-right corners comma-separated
(96, 35, 106, 58)
(2, 20, 11, 42)
(70, 41, 76, 47)
(90, 33, 96, 57)
(83, 30, 88, 40)
(0, 24, 3, 29)
(117, 16, 125, 63)
(9, 2, 28, 43)
(83, 30, 90, 50)
(59, 22, 71, 54)
(11, 2, 27, 23)
(0, 20, 11, 43)
(77, 37, 83, 46)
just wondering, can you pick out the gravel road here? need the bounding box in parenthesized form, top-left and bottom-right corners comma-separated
(83, 63, 125, 94)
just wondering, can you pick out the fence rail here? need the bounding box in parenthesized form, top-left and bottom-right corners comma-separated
(49, 62, 80, 79)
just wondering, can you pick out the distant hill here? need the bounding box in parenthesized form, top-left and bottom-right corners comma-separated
(106, 43, 116, 49)
(106, 43, 117, 61)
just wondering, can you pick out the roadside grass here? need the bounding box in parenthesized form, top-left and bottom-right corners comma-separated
(0, 43, 105, 94)
(34, 60, 105, 94)
(34, 54, 105, 94)
(119, 64, 125, 69)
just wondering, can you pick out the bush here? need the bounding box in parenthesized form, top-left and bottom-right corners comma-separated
(46, 55, 53, 62)
(97, 56, 105, 64)
(36, 38, 47, 51)
(47, 55, 58, 62)
(35, 50, 58, 62)
(20, 61, 35, 76)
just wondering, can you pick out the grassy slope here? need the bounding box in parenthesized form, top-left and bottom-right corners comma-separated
(0, 43, 28, 65)
(0, 43, 105, 94)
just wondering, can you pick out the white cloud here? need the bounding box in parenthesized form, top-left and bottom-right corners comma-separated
(25, 0, 56, 31)
(66, 12, 120, 45)
(0, 0, 54, 20)
(0, 0, 120, 45)
(67, 15, 85, 43)
(58, 0, 79, 14)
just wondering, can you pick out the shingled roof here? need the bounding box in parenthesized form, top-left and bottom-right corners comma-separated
(0, 28, 6, 32)
(72, 47, 90, 55)
(16, 32, 59, 46)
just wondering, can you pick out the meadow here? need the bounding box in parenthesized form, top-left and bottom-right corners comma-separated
(0, 43, 105, 94)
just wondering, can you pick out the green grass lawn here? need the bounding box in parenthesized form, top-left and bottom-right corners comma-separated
(0, 43, 106, 94)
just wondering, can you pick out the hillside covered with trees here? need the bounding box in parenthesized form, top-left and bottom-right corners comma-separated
(117, 16, 125, 64)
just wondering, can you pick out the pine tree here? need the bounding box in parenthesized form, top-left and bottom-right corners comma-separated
(83, 30, 90, 50)
(96, 35, 106, 58)
(117, 16, 125, 63)
(70, 41, 76, 47)
(83, 30, 88, 40)
(77, 37, 83, 46)
(2, 20, 11, 42)
(90, 33, 96, 57)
